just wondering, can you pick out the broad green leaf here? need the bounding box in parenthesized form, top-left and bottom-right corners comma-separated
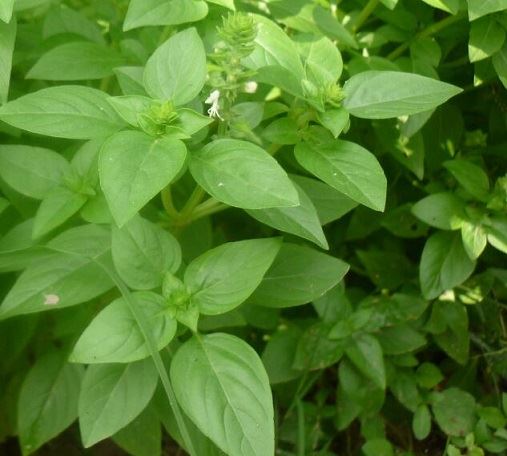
(0, 225, 113, 319)
(432, 388, 477, 436)
(71, 292, 176, 364)
(262, 326, 302, 384)
(112, 216, 181, 290)
(190, 139, 299, 209)
(295, 140, 386, 211)
(243, 14, 305, 80)
(112, 405, 161, 456)
(345, 333, 386, 389)
(27, 42, 124, 80)
(0, 0, 14, 23)
(421, 0, 460, 14)
(412, 404, 432, 440)
(380, 0, 399, 8)
(468, 0, 507, 21)
(0, 86, 125, 139)
(42, 5, 105, 43)
(248, 243, 349, 308)
(411, 192, 466, 230)
(18, 352, 83, 455)
(184, 238, 281, 315)
(0, 17, 15, 104)
(262, 118, 299, 144)
(143, 28, 206, 105)
(317, 108, 349, 138)
(246, 182, 328, 249)
(0, 145, 69, 199)
(107, 95, 152, 127)
(443, 159, 490, 200)
(376, 325, 426, 355)
(291, 175, 358, 225)
(461, 220, 487, 259)
(362, 439, 393, 456)
(343, 71, 462, 119)
(432, 301, 469, 364)
(469, 17, 506, 62)
(114, 66, 146, 96)
(297, 35, 343, 85)
(493, 43, 507, 87)
(99, 131, 187, 227)
(78, 359, 158, 447)
(124, 0, 208, 30)
(170, 333, 274, 456)
(486, 216, 507, 254)
(32, 187, 87, 238)
(312, 6, 358, 49)
(419, 232, 476, 299)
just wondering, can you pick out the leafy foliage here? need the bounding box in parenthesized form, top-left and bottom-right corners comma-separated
(0, 1, 507, 456)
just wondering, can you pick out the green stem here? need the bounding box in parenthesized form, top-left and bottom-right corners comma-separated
(387, 11, 466, 60)
(189, 201, 229, 223)
(161, 186, 179, 219)
(352, 0, 380, 32)
(296, 400, 306, 456)
(179, 185, 206, 220)
(45, 247, 196, 456)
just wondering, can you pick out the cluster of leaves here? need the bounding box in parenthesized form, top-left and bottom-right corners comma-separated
(0, 0, 507, 455)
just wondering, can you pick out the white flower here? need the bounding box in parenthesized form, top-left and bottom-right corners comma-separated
(205, 89, 223, 120)
(244, 81, 258, 93)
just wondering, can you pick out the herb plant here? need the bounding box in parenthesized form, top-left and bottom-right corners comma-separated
(0, 0, 507, 455)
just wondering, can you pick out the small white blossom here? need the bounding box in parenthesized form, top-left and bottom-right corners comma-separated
(205, 89, 223, 120)
(244, 81, 258, 93)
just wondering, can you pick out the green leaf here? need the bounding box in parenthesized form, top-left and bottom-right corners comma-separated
(432, 388, 477, 436)
(345, 333, 386, 389)
(112, 216, 181, 290)
(247, 243, 349, 308)
(317, 108, 349, 138)
(32, 187, 87, 238)
(297, 35, 343, 85)
(493, 43, 507, 88)
(478, 406, 507, 429)
(468, 0, 507, 21)
(124, 0, 208, 30)
(262, 118, 299, 144)
(362, 439, 393, 456)
(313, 6, 358, 49)
(0, 145, 70, 199)
(377, 325, 426, 355)
(114, 66, 146, 96)
(291, 174, 358, 225)
(184, 238, 281, 315)
(262, 325, 302, 384)
(411, 192, 466, 230)
(416, 362, 444, 389)
(71, 292, 176, 364)
(106, 95, 152, 128)
(112, 405, 161, 456)
(0, 17, 15, 104)
(419, 232, 476, 299)
(0, 86, 125, 139)
(486, 216, 507, 254)
(443, 159, 490, 200)
(143, 28, 206, 106)
(243, 15, 305, 81)
(469, 17, 506, 62)
(294, 140, 387, 211)
(190, 139, 299, 209)
(78, 359, 158, 447)
(170, 333, 274, 456)
(99, 131, 187, 227)
(0, 0, 14, 23)
(246, 182, 328, 249)
(343, 71, 462, 119)
(27, 42, 124, 80)
(0, 225, 113, 319)
(412, 404, 432, 440)
(461, 220, 487, 260)
(42, 5, 105, 43)
(18, 352, 84, 455)
(421, 0, 460, 14)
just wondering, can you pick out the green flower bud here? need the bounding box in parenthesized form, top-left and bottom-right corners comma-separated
(218, 13, 257, 57)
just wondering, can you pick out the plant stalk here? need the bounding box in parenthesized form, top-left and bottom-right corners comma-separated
(352, 0, 380, 32)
